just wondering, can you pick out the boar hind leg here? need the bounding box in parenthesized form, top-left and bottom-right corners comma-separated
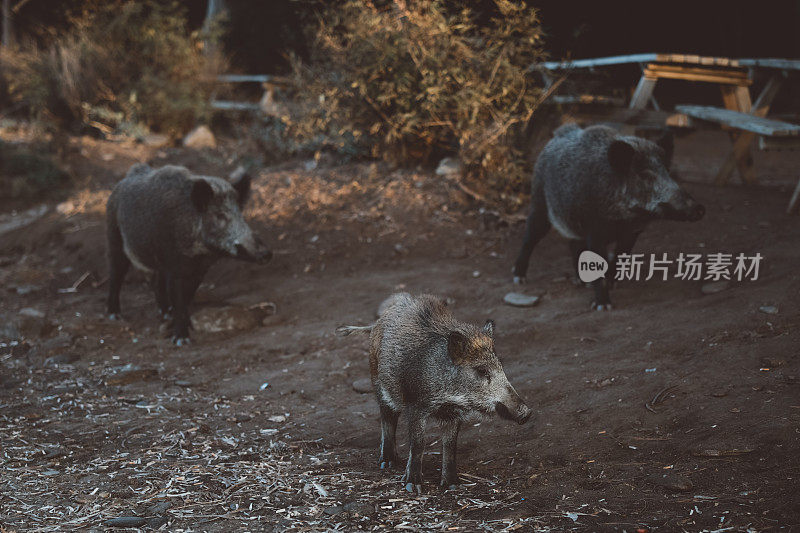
(378, 404, 400, 470)
(401, 409, 428, 493)
(106, 223, 130, 320)
(440, 420, 461, 489)
(154, 271, 171, 319)
(569, 239, 587, 286)
(512, 191, 550, 284)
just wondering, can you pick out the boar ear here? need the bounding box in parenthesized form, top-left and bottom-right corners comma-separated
(655, 130, 674, 169)
(608, 140, 635, 175)
(229, 166, 251, 206)
(483, 319, 495, 337)
(191, 179, 215, 213)
(447, 331, 470, 364)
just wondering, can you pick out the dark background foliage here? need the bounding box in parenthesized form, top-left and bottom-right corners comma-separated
(10, 0, 800, 74)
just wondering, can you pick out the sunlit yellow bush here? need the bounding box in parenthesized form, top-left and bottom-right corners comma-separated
(285, 0, 546, 196)
(2, 1, 226, 137)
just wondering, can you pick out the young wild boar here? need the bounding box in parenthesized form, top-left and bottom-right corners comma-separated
(512, 124, 704, 310)
(337, 293, 531, 492)
(106, 164, 272, 345)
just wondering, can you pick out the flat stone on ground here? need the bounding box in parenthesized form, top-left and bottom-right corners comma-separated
(352, 378, 372, 394)
(701, 280, 730, 295)
(503, 292, 540, 307)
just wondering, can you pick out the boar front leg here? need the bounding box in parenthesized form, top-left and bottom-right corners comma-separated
(378, 404, 400, 470)
(401, 409, 428, 493)
(587, 234, 612, 310)
(607, 230, 640, 290)
(106, 223, 130, 320)
(440, 420, 461, 489)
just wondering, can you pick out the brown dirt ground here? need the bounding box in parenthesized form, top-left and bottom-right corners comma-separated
(1, 129, 799, 532)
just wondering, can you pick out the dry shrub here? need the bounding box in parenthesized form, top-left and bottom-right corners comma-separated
(285, 0, 546, 200)
(1, 1, 226, 137)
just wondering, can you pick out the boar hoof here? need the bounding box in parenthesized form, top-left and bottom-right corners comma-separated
(591, 302, 613, 311)
(172, 336, 191, 346)
(108, 313, 122, 321)
(513, 275, 526, 285)
(159, 311, 173, 321)
(379, 460, 396, 470)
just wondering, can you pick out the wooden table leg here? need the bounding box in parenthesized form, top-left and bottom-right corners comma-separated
(629, 73, 657, 110)
(788, 178, 800, 215)
(717, 85, 756, 184)
(715, 76, 783, 185)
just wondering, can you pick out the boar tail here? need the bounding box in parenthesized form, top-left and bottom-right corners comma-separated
(336, 324, 374, 337)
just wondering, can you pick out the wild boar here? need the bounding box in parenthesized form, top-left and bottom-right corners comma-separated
(106, 164, 271, 345)
(337, 293, 531, 492)
(512, 124, 704, 309)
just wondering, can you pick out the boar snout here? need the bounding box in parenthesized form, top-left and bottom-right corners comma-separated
(659, 192, 705, 222)
(495, 386, 532, 425)
(234, 237, 272, 264)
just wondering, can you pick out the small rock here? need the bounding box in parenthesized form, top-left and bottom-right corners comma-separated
(435, 157, 464, 177)
(0, 204, 48, 236)
(701, 280, 730, 295)
(268, 414, 286, 423)
(472, 270, 481, 278)
(146, 515, 169, 528)
(174, 380, 192, 387)
(352, 378, 372, 394)
(18, 307, 45, 319)
(146, 501, 173, 515)
(141, 133, 170, 148)
(323, 505, 345, 517)
(183, 125, 216, 149)
(105, 517, 148, 528)
(758, 305, 778, 315)
(503, 293, 540, 308)
(191, 306, 260, 333)
(44, 353, 80, 366)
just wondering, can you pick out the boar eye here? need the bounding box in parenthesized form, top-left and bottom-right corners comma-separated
(474, 366, 491, 382)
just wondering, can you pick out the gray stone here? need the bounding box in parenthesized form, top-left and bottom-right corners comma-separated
(758, 305, 778, 315)
(183, 125, 216, 149)
(435, 157, 464, 177)
(503, 292, 540, 307)
(701, 280, 730, 295)
(18, 307, 45, 319)
(352, 378, 372, 394)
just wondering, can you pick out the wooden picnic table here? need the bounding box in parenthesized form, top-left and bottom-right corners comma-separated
(536, 54, 800, 198)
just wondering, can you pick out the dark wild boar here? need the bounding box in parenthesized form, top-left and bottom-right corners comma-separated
(106, 164, 271, 345)
(512, 124, 704, 309)
(337, 293, 531, 492)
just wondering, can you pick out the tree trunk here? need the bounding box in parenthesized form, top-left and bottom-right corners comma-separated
(202, 0, 226, 54)
(2, 0, 13, 48)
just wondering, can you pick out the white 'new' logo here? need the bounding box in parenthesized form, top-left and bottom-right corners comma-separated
(578, 250, 608, 283)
